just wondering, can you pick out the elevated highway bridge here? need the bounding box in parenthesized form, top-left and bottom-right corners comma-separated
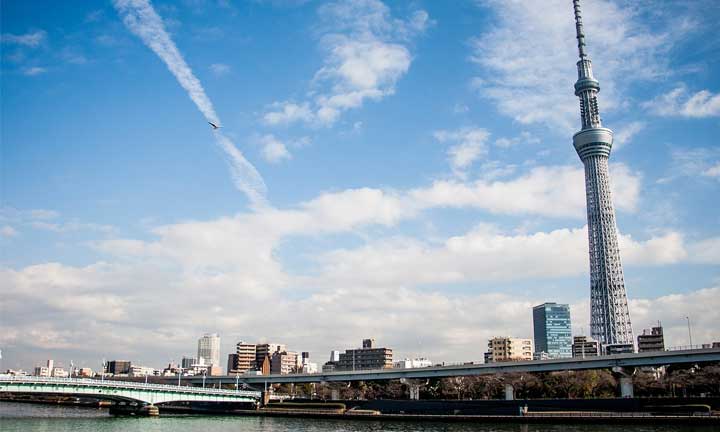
(182, 348, 720, 385)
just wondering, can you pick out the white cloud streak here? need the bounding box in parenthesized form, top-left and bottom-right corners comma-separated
(1, 30, 46, 47)
(114, 0, 267, 206)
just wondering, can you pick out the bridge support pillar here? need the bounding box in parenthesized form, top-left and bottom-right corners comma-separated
(109, 403, 159, 417)
(504, 384, 514, 401)
(612, 366, 635, 398)
(261, 391, 271, 407)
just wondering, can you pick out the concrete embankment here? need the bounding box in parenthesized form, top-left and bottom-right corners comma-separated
(223, 408, 720, 425)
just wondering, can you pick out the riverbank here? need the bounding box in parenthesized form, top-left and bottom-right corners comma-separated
(224, 408, 720, 425)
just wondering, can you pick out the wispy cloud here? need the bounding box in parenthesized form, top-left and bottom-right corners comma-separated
(613, 121, 646, 150)
(1, 30, 46, 47)
(433, 127, 490, 177)
(0, 226, 18, 238)
(209, 62, 231, 76)
(644, 85, 720, 118)
(262, 0, 430, 127)
(259, 134, 292, 163)
(113, 0, 267, 206)
(471, 0, 670, 132)
(22, 66, 47, 76)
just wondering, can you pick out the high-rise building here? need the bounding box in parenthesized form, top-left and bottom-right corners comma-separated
(335, 339, 393, 371)
(570, 0, 633, 348)
(637, 326, 665, 352)
(228, 341, 257, 374)
(486, 337, 533, 362)
(533, 302, 572, 359)
(572, 336, 600, 358)
(197, 333, 221, 369)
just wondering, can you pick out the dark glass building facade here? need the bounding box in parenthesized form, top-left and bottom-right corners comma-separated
(533, 303, 572, 358)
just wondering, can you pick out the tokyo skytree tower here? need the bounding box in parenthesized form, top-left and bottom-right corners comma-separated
(570, 0, 633, 346)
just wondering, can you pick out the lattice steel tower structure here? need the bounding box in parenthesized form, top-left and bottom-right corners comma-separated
(571, 0, 633, 346)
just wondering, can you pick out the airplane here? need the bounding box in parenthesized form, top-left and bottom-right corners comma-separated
(208, 122, 220, 130)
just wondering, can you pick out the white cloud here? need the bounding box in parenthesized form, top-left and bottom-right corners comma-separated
(1, 30, 46, 47)
(471, 0, 669, 132)
(613, 121, 645, 150)
(493, 131, 539, 149)
(209, 62, 231, 76)
(259, 134, 292, 163)
(22, 66, 47, 76)
(687, 237, 720, 264)
(114, 0, 266, 206)
(263, 101, 314, 126)
(660, 148, 720, 183)
(4, 215, 712, 367)
(29, 209, 59, 220)
(410, 163, 640, 218)
(316, 225, 691, 289)
(433, 127, 490, 175)
(1, 226, 18, 238)
(703, 163, 720, 178)
(645, 85, 720, 118)
(262, 0, 428, 126)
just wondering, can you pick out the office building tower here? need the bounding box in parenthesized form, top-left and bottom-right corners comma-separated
(533, 302, 572, 358)
(197, 333, 221, 369)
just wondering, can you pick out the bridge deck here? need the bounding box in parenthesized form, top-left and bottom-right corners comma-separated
(180, 348, 720, 385)
(0, 376, 260, 405)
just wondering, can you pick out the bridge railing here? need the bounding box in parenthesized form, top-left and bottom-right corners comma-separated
(0, 375, 259, 398)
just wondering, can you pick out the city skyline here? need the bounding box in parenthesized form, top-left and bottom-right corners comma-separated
(2, 0, 719, 370)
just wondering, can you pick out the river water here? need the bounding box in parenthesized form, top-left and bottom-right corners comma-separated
(0, 402, 715, 432)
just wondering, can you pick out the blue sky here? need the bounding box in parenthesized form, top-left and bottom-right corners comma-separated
(1, 0, 719, 371)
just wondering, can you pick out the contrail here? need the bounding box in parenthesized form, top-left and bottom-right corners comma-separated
(113, 0, 267, 207)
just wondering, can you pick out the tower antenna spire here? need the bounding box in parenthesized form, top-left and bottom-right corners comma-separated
(570, 0, 634, 351)
(573, 0, 587, 59)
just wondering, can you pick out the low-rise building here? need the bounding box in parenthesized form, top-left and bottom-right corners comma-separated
(52, 367, 69, 378)
(394, 358, 433, 369)
(181, 357, 197, 369)
(335, 339, 393, 371)
(533, 351, 550, 361)
(486, 337, 533, 362)
(572, 336, 600, 358)
(106, 360, 131, 376)
(637, 326, 665, 352)
(605, 343, 634, 355)
(128, 365, 155, 377)
(77, 367, 94, 377)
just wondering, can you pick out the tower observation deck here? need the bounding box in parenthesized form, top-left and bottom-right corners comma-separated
(570, 0, 633, 347)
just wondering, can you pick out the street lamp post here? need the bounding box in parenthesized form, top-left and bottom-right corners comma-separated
(177, 366, 182, 387)
(101, 359, 106, 383)
(202, 370, 207, 389)
(235, 374, 240, 393)
(686, 316, 693, 348)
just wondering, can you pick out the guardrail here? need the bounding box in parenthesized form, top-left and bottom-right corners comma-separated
(0, 375, 260, 398)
